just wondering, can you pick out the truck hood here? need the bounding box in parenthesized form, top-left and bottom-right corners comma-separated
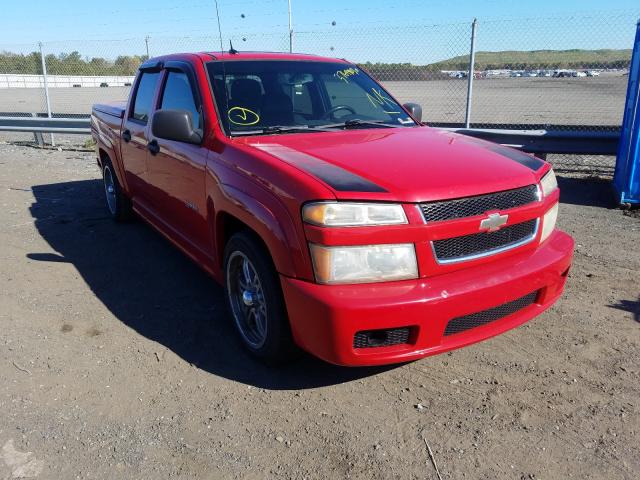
(241, 127, 546, 202)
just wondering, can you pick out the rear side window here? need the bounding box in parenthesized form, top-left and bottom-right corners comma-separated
(160, 71, 201, 129)
(131, 72, 159, 123)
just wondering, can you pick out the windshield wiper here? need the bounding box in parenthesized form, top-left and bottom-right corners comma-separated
(231, 125, 337, 136)
(315, 119, 403, 130)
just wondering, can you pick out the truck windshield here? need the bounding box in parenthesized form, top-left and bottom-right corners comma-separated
(206, 60, 416, 135)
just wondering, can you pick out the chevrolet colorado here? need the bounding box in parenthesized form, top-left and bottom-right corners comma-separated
(91, 51, 574, 366)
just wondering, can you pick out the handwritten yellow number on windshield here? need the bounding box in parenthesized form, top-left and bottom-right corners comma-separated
(366, 88, 400, 114)
(228, 107, 260, 126)
(335, 67, 360, 83)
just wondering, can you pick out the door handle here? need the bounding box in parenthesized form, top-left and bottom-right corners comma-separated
(122, 129, 131, 142)
(147, 139, 160, 155)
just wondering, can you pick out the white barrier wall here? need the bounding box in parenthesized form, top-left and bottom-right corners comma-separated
(0, 74, 136, 88)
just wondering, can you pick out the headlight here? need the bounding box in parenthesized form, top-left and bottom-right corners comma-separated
(540, 169, 558, 197)
(540, 202, 559, 243)
(302, 202, 407, 227)
(309, 243, 418, 284)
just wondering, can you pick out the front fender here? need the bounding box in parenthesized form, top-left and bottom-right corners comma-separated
(214, 182, 308, 279)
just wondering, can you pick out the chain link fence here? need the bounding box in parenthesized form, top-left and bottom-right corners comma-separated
(1, 11, 638, 175)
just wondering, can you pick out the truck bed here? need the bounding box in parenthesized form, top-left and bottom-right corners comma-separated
(92, 101, 126, 119)
(91, 101, 127, 159)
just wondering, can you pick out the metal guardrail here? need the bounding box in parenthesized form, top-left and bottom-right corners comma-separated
(0, 115, 90, 134)
(447, 127, 620, 155)
(0, 114, 621, 156)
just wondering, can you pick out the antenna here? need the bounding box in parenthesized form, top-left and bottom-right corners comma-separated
(229, 40, 238, 55)
(214, 0, 225, 54)
(288, 0, 293, 53)
(213, 0, 231, 134)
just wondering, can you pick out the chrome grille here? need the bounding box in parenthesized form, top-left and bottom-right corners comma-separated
(444, 291, 539, 336)
(432, 219, 537, 263)
(420, 185, 539, 222)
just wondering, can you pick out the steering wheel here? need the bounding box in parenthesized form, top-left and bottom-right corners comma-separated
(321, 105, 356, 120)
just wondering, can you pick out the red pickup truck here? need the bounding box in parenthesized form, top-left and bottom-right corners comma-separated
(91, 51, 573, 366)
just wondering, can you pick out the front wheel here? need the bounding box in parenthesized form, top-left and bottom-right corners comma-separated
(223, 231, 296, 363)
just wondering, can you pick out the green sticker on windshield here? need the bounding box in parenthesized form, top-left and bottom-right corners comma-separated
(228, 107, 260, 126)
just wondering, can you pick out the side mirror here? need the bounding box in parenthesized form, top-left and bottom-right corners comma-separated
(403, 102, 422, 123)
(151, 109, 202, 144)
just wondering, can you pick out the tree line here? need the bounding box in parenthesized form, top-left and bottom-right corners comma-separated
(1, 50, 631, 79)
(0, 51, 148, 76)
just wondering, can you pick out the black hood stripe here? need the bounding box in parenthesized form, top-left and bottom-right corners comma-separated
(253, 144, 387, 193)
(486, 144, 545, 171)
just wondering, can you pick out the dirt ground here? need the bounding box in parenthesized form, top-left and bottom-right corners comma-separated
(0, 143, 638, 480)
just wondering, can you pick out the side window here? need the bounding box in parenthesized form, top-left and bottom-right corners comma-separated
(131, 72, 159, 123)
(160, 71, 201, 129)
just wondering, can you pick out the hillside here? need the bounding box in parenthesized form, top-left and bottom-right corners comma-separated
(429, 49, 632, 71)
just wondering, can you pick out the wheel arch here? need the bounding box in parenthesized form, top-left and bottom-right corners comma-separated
(210, 185, 305, 279)
(97, 144, 129, 196)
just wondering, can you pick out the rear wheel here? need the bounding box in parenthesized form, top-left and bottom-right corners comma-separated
(223, 231, 296, 363)
(102, 159, 132, 221)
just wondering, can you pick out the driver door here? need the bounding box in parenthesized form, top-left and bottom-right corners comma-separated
(145, 62, 210, 255)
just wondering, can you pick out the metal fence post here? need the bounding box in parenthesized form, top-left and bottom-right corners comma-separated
(30, 113, 44, 147)
(145, 35, 150, 58)
(464, 18, 477, 129)
(38, 41, 55, 146)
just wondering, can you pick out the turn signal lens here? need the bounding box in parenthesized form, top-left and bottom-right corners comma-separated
(302, 202, 407, 227)
(540, 202, 559, 243)
(309, 243, 418, 284)
(540, 169, 558, 198)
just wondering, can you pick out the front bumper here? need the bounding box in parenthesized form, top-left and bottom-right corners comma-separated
(281, 230, 573, 366)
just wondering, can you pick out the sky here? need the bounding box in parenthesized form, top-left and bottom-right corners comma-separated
(2, 0, 639, 64)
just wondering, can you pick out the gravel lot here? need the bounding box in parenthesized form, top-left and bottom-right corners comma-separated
(0, 144, 638, 479)
(0, 74, 627, 126)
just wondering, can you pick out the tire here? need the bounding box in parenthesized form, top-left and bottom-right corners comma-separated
(223, 231, 297, 364)
(101, 158, 132, 222)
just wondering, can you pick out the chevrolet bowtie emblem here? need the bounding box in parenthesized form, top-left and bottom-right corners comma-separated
(480, 213, 508, 232)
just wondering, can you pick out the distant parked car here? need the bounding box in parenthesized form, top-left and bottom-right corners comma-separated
(100, 82, 109, 87)
(72, 84, 81, 88)
(586, 70, 600, 77)
(573, 71, 587, 78)
(124, 82, 132, 86)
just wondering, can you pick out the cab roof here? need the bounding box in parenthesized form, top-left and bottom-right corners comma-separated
(145, 51, 349, 64)
(198, 51, 348, 63)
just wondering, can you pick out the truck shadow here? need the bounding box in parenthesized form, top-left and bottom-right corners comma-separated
(556, 175, 616, 208)
(27, 179, 396, 389)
